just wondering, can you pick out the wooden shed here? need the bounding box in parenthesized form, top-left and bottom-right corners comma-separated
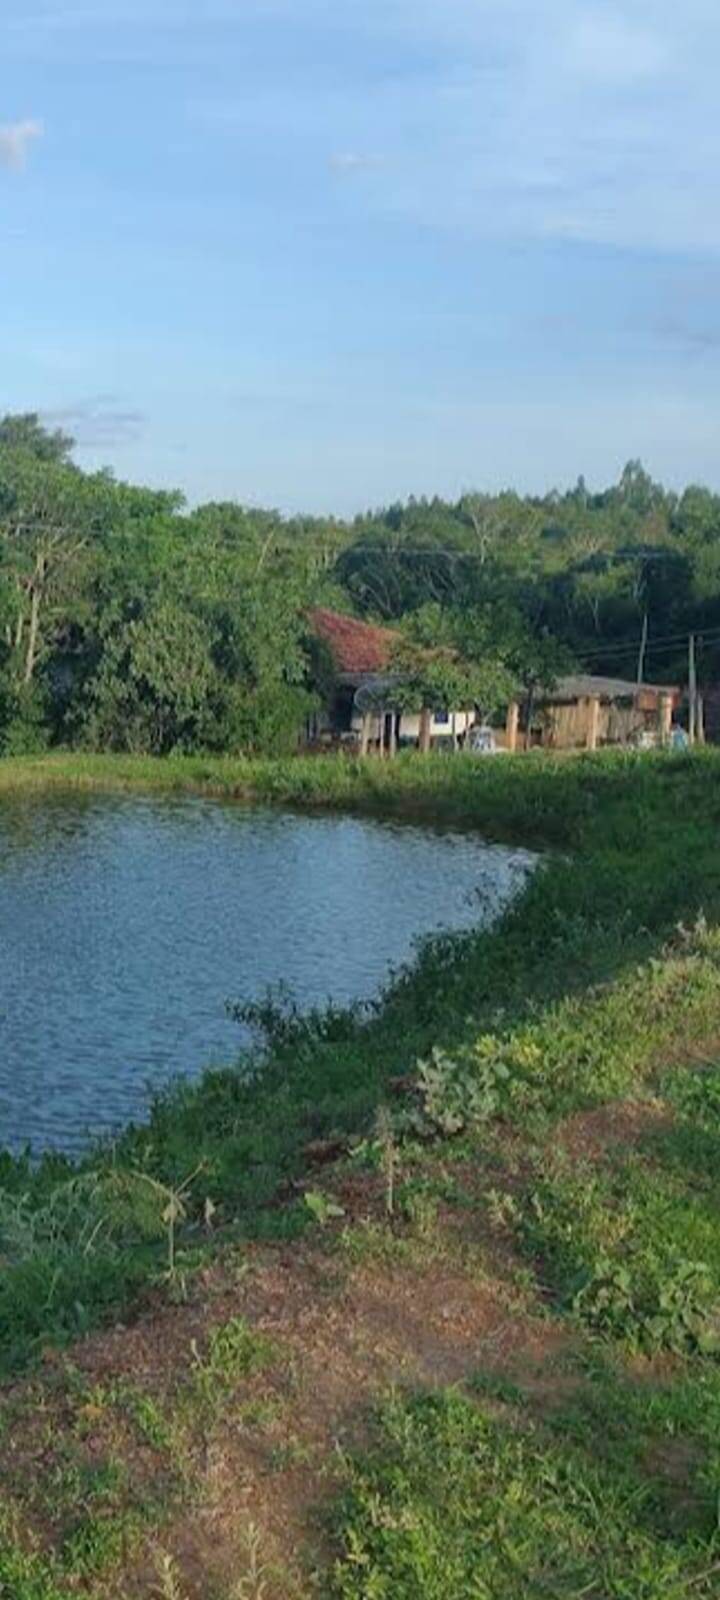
(502, 674, 680, 752)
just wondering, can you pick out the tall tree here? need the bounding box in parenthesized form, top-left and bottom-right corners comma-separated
(0, 412, 75, 464)
(0, 449, 114, 685)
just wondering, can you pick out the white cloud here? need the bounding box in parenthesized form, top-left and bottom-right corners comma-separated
(563, 8, 670, 84)
(188, 2, 720, 258)
(329, 152, 385, 174)
(0, 118, 43, 171)
(304, 2, 720, 257)
(41, 396, 144, 447)
(3, 1, 720, 256)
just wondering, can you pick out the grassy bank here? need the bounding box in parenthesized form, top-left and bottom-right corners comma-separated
(3, 749, 720, 1595)
(4, 748, 720, 1367)
(0, 743, 697, 845)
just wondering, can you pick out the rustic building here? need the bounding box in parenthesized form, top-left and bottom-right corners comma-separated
(308, 608, 474, 752)
(501, 674, 680, 752)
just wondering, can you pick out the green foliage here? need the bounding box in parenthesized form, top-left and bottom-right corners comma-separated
(523, 1157, 720, 1353)
(0, 1167, 204, 1374)
(0, 1545, 70, 1600)
(0, 682, 49, 756)
(60, 1508, 146, 1578)
(0, 416, 318, 755)
(0, 442, 115, 693)
(332, 1388, 711, 1598)
(111, 1384, 174, 1453)
(413, 1043, 512, 1134)
(0, 412, 74, 464)
(303, 1189, 346, 1226)
(391, 632, 515, 724)
(332, 461, 720, 694)
(191, 1317, 276, 1416)
(81, 599, 219, 753)
(2, 414, 720, 754)
(666, 1062, 720, 1128)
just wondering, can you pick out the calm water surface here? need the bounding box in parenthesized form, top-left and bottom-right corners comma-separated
(0, 794, 534, 1153)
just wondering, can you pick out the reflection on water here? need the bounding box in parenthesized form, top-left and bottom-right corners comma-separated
(0, 794, 534, 1153)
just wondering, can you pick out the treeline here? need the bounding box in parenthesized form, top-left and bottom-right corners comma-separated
(1, 414, 719, 756)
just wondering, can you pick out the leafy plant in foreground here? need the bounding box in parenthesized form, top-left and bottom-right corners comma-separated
(523, 1160, 720, 1354)
(413, 1042, 513, 1135)
(332, 1389, 711, 1598)
(303, 1189, 346, 1227)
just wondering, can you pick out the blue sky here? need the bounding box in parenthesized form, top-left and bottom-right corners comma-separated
(2, 0, 720, 513)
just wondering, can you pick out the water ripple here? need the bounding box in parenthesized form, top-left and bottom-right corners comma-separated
(0, 794, 534, 1153)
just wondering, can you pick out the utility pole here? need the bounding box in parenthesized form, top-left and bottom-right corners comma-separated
(688, 633, 697, 744)
(636, 612, 648, 686)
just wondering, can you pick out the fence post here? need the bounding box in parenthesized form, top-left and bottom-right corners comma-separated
(658, 692, 673, 746)
(586, 696, 600, 751)
(505, 700, 519, 752)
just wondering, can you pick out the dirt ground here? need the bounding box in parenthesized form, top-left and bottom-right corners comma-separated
(0, 1099, 677, 1599)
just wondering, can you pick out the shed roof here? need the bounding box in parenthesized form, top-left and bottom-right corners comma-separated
(310, 608, 396, 675)
(547, 674, 678, 703)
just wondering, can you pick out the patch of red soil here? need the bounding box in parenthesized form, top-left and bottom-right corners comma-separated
(1, 1227, 574, 1599)
(556, 1098, 673, 1163)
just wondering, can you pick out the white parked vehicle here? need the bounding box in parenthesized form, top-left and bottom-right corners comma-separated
(631, 728, 657, 751)
(467, 725, 503, 756)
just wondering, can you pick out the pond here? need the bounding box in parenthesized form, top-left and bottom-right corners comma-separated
(0, 794, 535, 1153)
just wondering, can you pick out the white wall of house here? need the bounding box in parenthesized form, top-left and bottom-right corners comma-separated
(350, 708, 475, 741)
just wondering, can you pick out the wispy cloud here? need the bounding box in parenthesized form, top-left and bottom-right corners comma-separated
(329, 152, 385, 175)
(188, 2, 720, 258)
(654, 318, 720, 351)
(306, 2, 720, 257)
(0, 118, 43, 171)
(41, 396, 145, 448)
(563, 7, 670, 84)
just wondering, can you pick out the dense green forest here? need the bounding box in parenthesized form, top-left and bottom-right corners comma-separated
(2, 411, 720, 755)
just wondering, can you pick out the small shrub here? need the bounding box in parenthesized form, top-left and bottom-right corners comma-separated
(571, 1255, 719, 1354)
(667, 1063, 720, 1129)
(414, 1043, 512, 1135)
(396, 1177, 440, 1237)
(191, 1317, 276, 1416)
(303, 1189, 346, 1227)
(523, 1161, 720, 1354)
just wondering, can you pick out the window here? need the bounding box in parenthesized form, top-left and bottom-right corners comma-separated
(433, 709, 450, 725)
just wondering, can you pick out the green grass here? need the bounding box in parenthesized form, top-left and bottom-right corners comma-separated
(190, 1316, 277, 1419)
(522, 1150, 720, 1352)
(0, 1313, 282, 1598)
(0, 1541, 70, 1600)
(331, 1386, 720, 1599)
(0, 744, 714, 851)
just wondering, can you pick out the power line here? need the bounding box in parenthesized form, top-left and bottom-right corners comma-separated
(235, 542, 689, 564)
(577, 638, 720, 666)
(573, 627, 720, 661)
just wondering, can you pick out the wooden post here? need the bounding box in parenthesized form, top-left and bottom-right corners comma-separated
(697, 694, 706, 745)
(586, 696, 600, 752)
(359, 712, 371, 757)
(419, 705, 432, 754)
(505, 700, 519, 753)
(658, 692, 673, 746)
(451, 709, 458, 751)
(525, 686, 535, 751)
(388, 712, 397, 759)
(636, 611, 648, 686)
(689, 633, 697, 744)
